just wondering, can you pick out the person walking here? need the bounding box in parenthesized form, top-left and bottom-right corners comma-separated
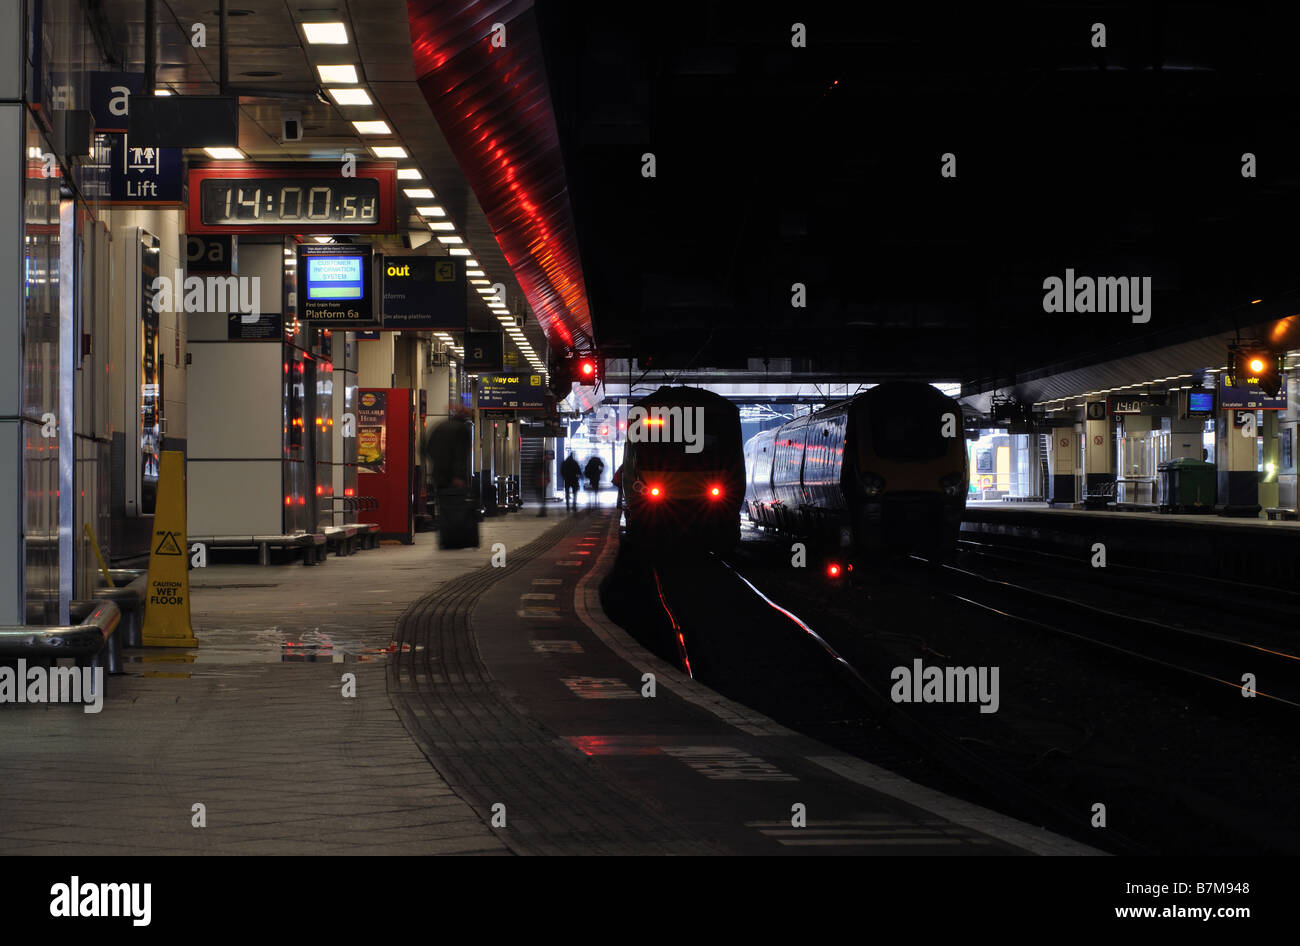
(561, 452, 582, 511)
(583, 455, 605, 505)
(424, 405, 477, 548)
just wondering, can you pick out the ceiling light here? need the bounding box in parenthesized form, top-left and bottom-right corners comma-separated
(317, 64, 358, 84)
(304, 22, 349, 44)
(204, 147, 245, 159)
(465, 259, 479, 267)
(448, 248, 470, 256)
(154, 89, 172, 96)
(313, 236, 332, 243)
(370, 145, 408, 158)
(327, 87, 372, 106)
(467, 270, 485, 278)
(437, 235, 463, 245)
(404, 188, 434, 199)
(417, 205, 445, 217)
(476, 287, 494, 294)
(351, 120, 391, 135)
(397, 168, 422, 180)
(427, 221, 455, 231)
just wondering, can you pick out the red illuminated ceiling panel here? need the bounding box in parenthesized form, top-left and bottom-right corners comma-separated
(407, 0, 593, 353)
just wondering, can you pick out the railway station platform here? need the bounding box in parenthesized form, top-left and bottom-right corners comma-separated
(0, 505, 1092, 856)
(962, 504, 1300, 586)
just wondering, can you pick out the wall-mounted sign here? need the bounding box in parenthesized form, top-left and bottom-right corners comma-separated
(296, 243, 377, 326)
(1107, 393, 1167, 415)
(187, 234, 236, 275)
(478, 373, 546, 410)
(1085, 401, 1107, 420)
(90, 71, 142, 133)
(463, 331, 504, 372)
(1218, 375, 1286, 410)
(381, 255, 467, 330)
(357, 390, 387, 473)
(85, 131, 183, 205)
(187, 162, 397, 234)
(227, 311, 283, 340)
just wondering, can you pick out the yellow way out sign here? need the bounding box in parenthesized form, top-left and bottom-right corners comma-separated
(142, 450, 198, 647)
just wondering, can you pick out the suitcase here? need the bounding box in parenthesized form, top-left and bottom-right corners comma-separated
(436, 487, 480, 549)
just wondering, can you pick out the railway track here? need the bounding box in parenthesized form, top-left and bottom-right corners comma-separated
(914, 548, 1300, 710)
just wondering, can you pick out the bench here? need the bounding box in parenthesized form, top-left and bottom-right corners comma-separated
(1265, 507, 1299, 521)
(323, 524, 359, 556)
(188, 533, 327, 566)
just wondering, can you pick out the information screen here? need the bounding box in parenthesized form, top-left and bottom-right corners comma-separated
(200, 177, 380, 226)
(1187, 391, 1214, 414)
(306, 256, 365, 300)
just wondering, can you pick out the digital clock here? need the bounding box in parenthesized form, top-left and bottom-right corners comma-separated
(200, 178, 379, 226)
(187, 162, 396, 235)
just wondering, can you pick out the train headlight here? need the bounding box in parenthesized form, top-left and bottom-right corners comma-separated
(939, 471, 965, 497)
(862, 472, 886, 497)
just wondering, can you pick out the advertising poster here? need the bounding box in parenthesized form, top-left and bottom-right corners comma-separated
(357, 390, 387, 473)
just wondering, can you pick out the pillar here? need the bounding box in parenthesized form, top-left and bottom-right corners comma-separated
(1083, 408, 1114, 509)
(1048, 427, 1078, 505)
(1217, 409, 1260, 517)
(0, 3, 24, 623)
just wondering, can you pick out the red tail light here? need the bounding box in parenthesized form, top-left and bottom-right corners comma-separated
(649, 485, 662, 499)
(709, 485, 721, 498)
(826, 563, 842, 578)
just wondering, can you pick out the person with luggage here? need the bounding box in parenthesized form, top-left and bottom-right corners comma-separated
(425, 405, 478, 548)
(561, 452, 582, 511)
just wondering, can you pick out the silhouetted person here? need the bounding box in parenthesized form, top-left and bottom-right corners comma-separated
(584, 456, 605, 504)
(561, 452, 582, 510)
(425, 405, 476, 547)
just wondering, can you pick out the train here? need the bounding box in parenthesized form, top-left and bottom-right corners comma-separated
(743, 381, 968, 554)
(620, 386, 747, 549)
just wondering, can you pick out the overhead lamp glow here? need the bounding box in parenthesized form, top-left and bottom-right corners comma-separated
(304, 21, 349, 44)
(476, 287, 495, 294)
(437, 235, 463, 245)
(448, 248, 470, 256)
(313, 236, 332, 243)
(327, 87, 372, 106)
(351, 120, 392, 135)
(370, 145, 407, 158)
(397, 168, 422, 180)
(154, 89, 172, 96)
(427, 221, 455, 231)
(403, 188, 434, 199)
(467, 269, 485, 277)
(470, 278, 490, 285)
(204, 147, 246, 159)
(465, 259, 479, 267)
(317, 64, 358, 84)
(417, 205, 446, 217)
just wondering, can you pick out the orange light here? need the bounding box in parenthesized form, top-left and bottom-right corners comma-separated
(1249, 358, 1266, 374)
(649, 486, 661, 498)
(709, 485, 721, 497)
(315, 485, 323, 495)
(284, 496, 292, 506)
(344, 488, 355, 496)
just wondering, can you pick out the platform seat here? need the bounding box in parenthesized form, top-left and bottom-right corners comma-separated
(357, 523, 382, 549)
(188, 532, 327, 566)
(324, 525, 359, 557)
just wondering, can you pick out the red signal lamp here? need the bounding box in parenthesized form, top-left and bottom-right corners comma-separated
(649, 485, 662, 498)
(709, 485, 721, 498)
(826, 562, 842, 578)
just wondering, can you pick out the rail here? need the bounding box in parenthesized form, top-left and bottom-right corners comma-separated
(0, 600, 121, 660)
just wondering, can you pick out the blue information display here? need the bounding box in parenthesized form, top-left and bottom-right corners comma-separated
(1219, 375, 1286, 410)
(296, 243, 376, 326)
(306, 256, 365, 300)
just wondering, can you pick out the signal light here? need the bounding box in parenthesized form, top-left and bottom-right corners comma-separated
(1231, 345, 1284, 397)
(709, 485, 721, 498)
(649, 485, 662, 498)
(826, 563, 842, 578)
(600, 425, 609, 437)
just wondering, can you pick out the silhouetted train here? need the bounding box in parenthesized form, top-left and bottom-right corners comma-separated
(744, 382, 968, 554)
(621, 386, 746, 549)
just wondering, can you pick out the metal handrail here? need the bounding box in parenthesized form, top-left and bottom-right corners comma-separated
(0, 600, 122, 659)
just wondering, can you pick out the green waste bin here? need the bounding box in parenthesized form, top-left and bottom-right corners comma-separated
(1156, 458, 1216, 513)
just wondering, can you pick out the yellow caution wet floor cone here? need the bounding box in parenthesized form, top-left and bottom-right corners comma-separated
(142, 450, 199, 647)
